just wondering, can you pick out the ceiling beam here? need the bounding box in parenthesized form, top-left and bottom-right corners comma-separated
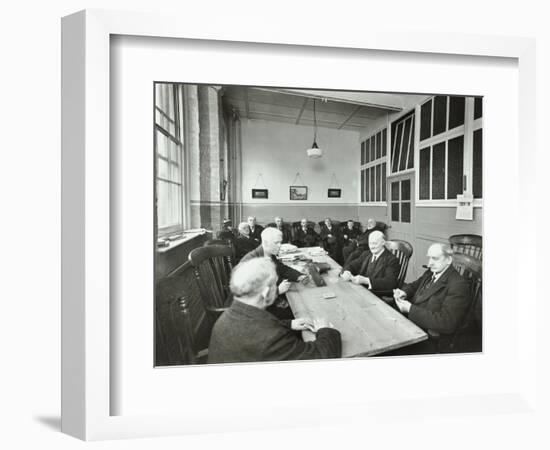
(295, 97, 309, 125)
(337, 105, 362, 130)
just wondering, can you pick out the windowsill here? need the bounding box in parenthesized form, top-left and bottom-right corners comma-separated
(156, 228, 209, 253)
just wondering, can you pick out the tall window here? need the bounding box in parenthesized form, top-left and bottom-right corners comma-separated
(155, 83, 184, 235)
(417, 95, 482, 204)
(390, 111, 415, 174)
(360, 127, 387, 203)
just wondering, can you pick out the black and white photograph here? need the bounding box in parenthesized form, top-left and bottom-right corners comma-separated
(154, 83, 483, 367)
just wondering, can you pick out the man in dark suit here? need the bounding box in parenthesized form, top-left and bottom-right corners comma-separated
(292, 218, 318, 247)
(241, 227, 310, 320)
(393, 243, 470, 337)
(269, 216, 292, 244)
(208, 257, 342, 363)
(340, 230, 400, 297)
(319, 217, 343, 264)
(343, 217, 385, 266)
(234, 221, 259, 264)
(247, 216, 264, 244)
(341, 219, 361, 262)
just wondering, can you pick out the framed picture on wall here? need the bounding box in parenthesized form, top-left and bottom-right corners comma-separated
(328, 188, 341, 198)
(289, 185, 308, 200)
(252, 188, 268, 199)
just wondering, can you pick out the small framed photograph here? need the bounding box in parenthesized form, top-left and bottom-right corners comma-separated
(289, 185, 308, 200)
(328, 188, 342, 198)
(252, 188, 268, 199)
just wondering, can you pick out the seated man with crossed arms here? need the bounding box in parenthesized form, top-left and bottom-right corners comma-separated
(208, 257, 342, 363)
(339, 230, 400, 297)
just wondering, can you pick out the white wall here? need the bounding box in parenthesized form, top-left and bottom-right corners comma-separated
(240, 119, 360, 204)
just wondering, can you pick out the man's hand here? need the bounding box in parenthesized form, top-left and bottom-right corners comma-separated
(393, 288, 407, 301)
(395, 297, 412, 314)
(297, 274, 310, 285)
(351, 275, 371, 289)
(278, 279, 291, 295)
(291, 317, 314, 331)
(340, 270, 353, 281)
(312, 317, 334, 332)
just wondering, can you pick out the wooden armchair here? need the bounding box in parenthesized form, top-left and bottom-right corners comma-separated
(188, 245, 234, 324)
(378, 239, 413, 299)
(449, 234, 482, 259)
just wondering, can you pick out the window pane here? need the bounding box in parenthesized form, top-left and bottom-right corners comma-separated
(158, 158, 168, 179)
(361, 141, 365, 165)
(449, 96, 465, 129)
(365, 168, 369, 201)
(474, 97, 483, 119)
(401, 202, 411, 223)
(391, 181, 400, 201)
(401, 179, 411, 201)
(157, 180, 181, 229)
(433, 95, 447, 136)
(365, 139, 370, 163)
(419, 146, 431, 200)
(473, 128, 483, 198)
(432, 142, 446, 199)
(370, 138, 376, 162)
(392, 122, 403, 173)
(157, 130, 168, 157)
(370, 167, 376, 202)
(420, 99, 432, 140)
(399, 117, 412, 171)
(391, 202, 400, 222)
(375, 164, 381, 201)
(376, 132, 381, 159)
(382, 162, 387, 201)
(447, 135, 464, 199)
(382, 128, 387, 157)
(170, 162, 181, 183)
(407, 116, 415, 169)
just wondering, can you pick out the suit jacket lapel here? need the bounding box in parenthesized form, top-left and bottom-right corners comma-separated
(414, 266, 453, 304)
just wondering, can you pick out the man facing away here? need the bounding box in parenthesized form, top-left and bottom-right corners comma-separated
(340, 230, 400, 297)
(208, 257, 342, 363)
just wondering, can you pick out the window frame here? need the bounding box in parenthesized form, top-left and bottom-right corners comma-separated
(360, 125, 388, 206)
(415, 96, 483, 208)
(154, 83, 188, 237)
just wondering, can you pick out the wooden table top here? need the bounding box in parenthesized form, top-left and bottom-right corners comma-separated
(281, 247, 427, 357)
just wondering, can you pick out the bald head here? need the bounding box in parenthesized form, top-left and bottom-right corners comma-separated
(261, 227, 283, 256)
(366, 218, 376, 229)
(426, 243, 453, 273)
(368, 230, 386, 255)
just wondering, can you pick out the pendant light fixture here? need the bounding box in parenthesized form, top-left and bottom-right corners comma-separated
(306, 98, 323, 158)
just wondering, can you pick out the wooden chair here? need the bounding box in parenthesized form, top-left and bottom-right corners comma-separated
(204, 238, 235, 265)
(449, 234, 483, 259)
(448, 252, 482, 350)
(384, 239, 414, 288)
(178, 295, 208, 364)
(291, 221, 317, 242)
(188, 245, 234, 324)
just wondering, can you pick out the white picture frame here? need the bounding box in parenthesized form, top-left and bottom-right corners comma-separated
(61, 9, 538, 441)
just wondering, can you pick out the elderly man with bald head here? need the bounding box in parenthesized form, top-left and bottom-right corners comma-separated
(208, 257, 342, 363)
(340, 230, 400, 296)
(269, 216, 292, 244)
(393, 243, 470, 337)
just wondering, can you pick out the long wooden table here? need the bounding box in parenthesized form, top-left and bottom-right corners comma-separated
(281, 247, 427, 357)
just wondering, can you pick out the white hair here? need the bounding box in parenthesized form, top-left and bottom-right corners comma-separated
(369, 230, 385, 242)
(261, 226, 282, 243)
(230, 257, 277, 297)
(429, 242, 454, 258)
(238, 221, 249, 233)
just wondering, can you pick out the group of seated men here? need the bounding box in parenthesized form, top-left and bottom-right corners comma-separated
(231, 215, 384, 266)
(208, 218, 472, 363)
